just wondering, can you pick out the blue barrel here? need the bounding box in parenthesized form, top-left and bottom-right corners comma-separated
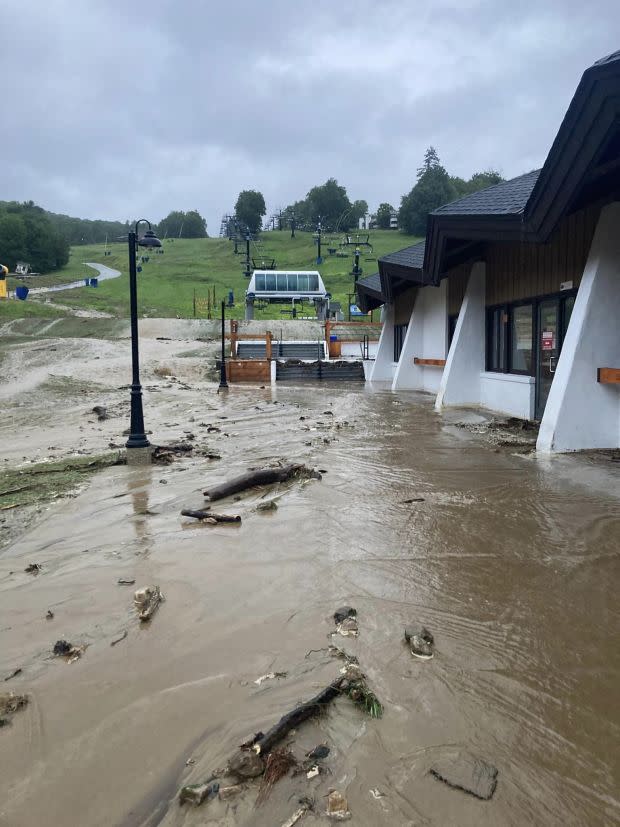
(90, 278, 98, 287)
(15, 286, 29, 300)
(330, 334, 337, 342)
(84, 278, 90, 286)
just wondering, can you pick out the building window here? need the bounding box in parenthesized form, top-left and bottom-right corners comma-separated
(487, 306, 507, 372)
(394, 323, 407, 362)
(510, 303, 533, 374)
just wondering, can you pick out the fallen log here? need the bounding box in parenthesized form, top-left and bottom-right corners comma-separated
(253, 676, 344, 756)
(203, 464, 320, 502)
(181, 509, 241, 524)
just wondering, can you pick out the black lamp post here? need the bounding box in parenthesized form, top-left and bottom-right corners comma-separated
(244, 231, 252, 279)
(126, 219, 161, 450)
(316, 220, 322, 265)
(219, 300, 228, 389)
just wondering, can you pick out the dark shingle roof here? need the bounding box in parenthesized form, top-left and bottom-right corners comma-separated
(356, 272, 381, 293)
(594, 50, 620, 66)
(432, 170, 541, 218)
(379, 240, 425, 270)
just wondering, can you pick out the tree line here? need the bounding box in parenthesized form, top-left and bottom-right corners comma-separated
(231, 150, 503, 238)
(0, 201, 69, 272)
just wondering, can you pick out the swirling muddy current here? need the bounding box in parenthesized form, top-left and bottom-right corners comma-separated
(0, 372, 618, 827)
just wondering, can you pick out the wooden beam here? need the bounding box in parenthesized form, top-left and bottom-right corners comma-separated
(597, 367, 620, 384)
(414, 358, 446, 367)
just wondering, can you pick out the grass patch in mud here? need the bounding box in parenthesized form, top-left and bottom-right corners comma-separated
(39, 374, 112, 398)
(0, 453, 125, 510)
(0, 316, 127, 340)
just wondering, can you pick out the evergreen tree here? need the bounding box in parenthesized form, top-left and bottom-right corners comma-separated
(376, 203, 394, 229)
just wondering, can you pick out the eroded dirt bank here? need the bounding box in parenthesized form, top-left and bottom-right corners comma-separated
(0, 322, 619, 827)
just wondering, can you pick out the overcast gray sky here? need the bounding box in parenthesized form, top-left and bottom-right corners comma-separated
(1, 0, 618, 233)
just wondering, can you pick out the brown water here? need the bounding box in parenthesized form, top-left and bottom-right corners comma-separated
(0, 355, 619, 826)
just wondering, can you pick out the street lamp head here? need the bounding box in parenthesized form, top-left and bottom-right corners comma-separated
(138, 229, 162, 248)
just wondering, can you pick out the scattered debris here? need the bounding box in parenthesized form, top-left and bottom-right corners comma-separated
(4, 668, 22, 682)
(254, 671, 287, 686)
(404, 626, 434, 659)
(153, 443, 194, 464)
(134, 585, 164, 622)
(46, 609, 54, 620)
(92, 405, 108, 421)
(181, 508, 241, 524)
(203, 464, 321, 502)
(306, 766, 320, 779)
(117, 578, 136, 586)
(369, 788, 385, 799)
(281, 801, 311, 827)
(430, 750, 498, 800)
(179, 780, 220, 806)
(339, 662, 383, 718)
(335, 616, 358, 637)
(185, 757, 195, 766)
(326, 790, 351, 820)
(24, 563, 42, 574)
(110, 630, 128, 647)
(53, 640, 83, 663)
(402, 497, 425, 504)
(334, 606, 356, 624)
(256, 747, 297, 804)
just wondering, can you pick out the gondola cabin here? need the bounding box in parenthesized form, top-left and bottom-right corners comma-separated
(246, 270, 328, 304)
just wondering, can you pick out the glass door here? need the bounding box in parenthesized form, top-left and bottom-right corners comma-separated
(536, 299, 559, 420)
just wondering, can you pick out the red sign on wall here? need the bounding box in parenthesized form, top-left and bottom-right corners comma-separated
(542, 331, 554, 351)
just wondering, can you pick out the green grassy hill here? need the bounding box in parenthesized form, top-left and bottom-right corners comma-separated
(2, 229, 421, 321)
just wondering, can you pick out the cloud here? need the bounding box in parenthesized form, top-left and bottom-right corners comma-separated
(0, 0, 617, 233)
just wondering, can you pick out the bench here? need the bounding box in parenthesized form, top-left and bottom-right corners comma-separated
(414, 358, 446, 367)
(597, 368, 620, 383)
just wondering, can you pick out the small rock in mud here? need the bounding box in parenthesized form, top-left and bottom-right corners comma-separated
(45, 609, 54, 620)
(306, 744, 330, 760)
(326, 790, 351, 820)
(92, 405, 108, 421)
(257, 500, 278, 512)
(430, 750, 498, 800)
(334, 606, 356, 624)
(179, 781, 219, 805)
(53, 640, 73, 656)
(404, 626, 434, 659)
(24, 563, 42, 575)
(219, 784, 243, 800)
(229, 749, 265, 779)
(134, 585, 164, 622)
(0, 692, 28, 723)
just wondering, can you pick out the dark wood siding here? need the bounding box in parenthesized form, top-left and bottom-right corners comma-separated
(446, 262, 473, 315)
(485, 203, 600, 306)
(394, 286, 417, 324)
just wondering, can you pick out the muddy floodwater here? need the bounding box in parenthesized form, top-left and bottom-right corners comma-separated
(0, 327, 618, 827)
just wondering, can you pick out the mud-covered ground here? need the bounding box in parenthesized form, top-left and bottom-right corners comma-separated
(0, 320, 619, 827)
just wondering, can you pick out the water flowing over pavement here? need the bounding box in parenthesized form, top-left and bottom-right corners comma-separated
(27, 262, 121, 294)
(0, 327, 618, 827)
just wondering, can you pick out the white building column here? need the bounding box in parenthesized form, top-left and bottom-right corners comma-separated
(392, 280, 447, 393)
(369, 302, 396, 381)
(537, 201, 620, 452)
(435, 262, 486, 410)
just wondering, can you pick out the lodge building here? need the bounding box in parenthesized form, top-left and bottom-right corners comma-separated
(357, 50, 620, 452)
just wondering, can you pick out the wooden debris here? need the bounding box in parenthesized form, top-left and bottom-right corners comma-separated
(4, 669, 22, 682)
(134, 585, 164, 621)
(0, 692, 28, 722)
(24, 563, 42, 574)
(219, 784, 243, 800)
(117, 578, 136, 586)
(253, 677, 344, 756)
(181, 509, 241, 524)
(203, 464, 321, 502)
(110, 630, 128, 647)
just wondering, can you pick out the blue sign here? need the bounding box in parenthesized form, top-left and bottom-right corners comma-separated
(349, 304, 366, 317)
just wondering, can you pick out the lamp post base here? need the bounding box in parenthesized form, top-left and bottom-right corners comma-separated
(126, 445, 153, 466)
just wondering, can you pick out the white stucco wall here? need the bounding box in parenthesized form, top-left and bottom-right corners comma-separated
(392, 280, 447, 392)
(436, 262, 486, 410)
(480, 372, 535, 419)
(537, 202, 620, 452)
(370, 303, 396, 381)
(340, 341, 379, 358)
